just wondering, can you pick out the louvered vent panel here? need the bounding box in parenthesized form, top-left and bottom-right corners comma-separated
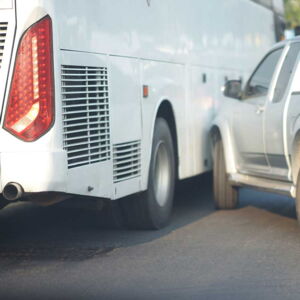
(62, 65, 111, 169)
(0, 22, 8, 69)
(113, 141, 141, 183)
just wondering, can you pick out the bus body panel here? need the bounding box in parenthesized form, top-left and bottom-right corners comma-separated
(0, 0, 283, 199)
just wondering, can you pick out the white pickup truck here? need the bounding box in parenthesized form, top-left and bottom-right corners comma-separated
(211, 37, 300, 223)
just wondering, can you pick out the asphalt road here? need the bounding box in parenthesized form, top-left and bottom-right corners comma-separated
(0, 173, 300, 300)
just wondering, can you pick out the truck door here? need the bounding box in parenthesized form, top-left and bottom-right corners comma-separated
(232, 47, 283, 175)
(264, 43, 300, 180)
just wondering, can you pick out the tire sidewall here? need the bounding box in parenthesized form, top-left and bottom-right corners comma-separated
(296, 170, 300, 223)
(212, 139, 220, 208)
(147, 118, 175, 228)
(213, 138, 238, 209)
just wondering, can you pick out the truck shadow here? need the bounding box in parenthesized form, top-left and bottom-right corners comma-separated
(238, 187, 297, 219)
(0, 173, 298, 264)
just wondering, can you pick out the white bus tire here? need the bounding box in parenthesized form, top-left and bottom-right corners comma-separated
(121, 118, 175, 230)
(213, 139, 238, 209)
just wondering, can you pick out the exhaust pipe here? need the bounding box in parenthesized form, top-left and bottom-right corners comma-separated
(3, 183, 24, 201)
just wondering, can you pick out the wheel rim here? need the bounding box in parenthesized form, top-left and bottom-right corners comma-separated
(153, 141, 171, 207)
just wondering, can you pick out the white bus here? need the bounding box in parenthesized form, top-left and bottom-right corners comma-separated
(0, 0, 284, 229)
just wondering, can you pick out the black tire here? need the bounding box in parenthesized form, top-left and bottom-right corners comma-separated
(121, 117, 175, 230)
(0, 196, 9, 210)
(213, 138, 238, 209)
(97, 200, 125, 230)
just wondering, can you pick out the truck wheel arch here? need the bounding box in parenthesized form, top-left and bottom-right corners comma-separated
(210, 123, 237, 175)
(292, 131, 300, 185)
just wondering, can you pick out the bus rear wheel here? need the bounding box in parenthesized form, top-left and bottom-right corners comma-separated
(0, 196, 9, 210)
(121, 118, 175, 230)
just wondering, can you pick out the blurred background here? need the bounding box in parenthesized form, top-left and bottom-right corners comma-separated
(285, 0, 300, 37)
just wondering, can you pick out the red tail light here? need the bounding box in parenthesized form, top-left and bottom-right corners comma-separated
(4, 16, 54, 142)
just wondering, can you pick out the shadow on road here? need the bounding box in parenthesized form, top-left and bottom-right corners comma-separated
(239, 187, 296, 219)
(0, 172, 297, 264)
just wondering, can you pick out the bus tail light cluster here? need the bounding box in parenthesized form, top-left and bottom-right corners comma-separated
(4, 16, 54, 142)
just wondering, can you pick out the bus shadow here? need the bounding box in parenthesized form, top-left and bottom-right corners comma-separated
(0, 173, 213, 262)
(0, 173, 298, 264)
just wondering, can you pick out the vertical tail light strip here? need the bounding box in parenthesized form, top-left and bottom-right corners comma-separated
(3, 16, 54, 142)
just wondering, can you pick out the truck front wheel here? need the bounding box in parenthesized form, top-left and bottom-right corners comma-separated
(213, 138, 238, 209)
(295, 170, 300, 225)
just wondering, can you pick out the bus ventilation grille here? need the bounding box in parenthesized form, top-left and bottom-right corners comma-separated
(62, 65, 110, 169)
(0, 22, 8, 69)
(113, 141, 141, 183)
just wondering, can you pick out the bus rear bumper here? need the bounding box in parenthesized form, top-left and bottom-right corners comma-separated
(0, 150, 67, 194)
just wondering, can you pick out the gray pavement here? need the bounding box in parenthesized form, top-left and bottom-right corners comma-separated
(0, 174, 300, 299)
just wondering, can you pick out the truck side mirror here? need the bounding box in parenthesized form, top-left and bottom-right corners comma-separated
(223, 80, 242, 100)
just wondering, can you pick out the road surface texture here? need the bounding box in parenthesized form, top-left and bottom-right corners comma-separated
(0, 173, 300, 300)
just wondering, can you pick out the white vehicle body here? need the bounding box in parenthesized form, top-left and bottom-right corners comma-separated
(0, 0, 283, 203)
(212, 38, 300, 199)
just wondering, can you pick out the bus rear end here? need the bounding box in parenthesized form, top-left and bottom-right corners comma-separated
(0, 1, 67, 203)
(0, 0, 286, 229)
